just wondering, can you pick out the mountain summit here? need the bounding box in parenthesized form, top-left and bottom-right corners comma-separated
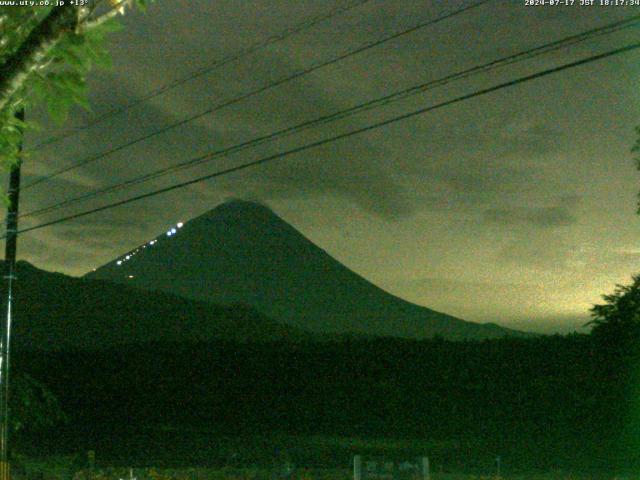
(86, 200, 523, 340)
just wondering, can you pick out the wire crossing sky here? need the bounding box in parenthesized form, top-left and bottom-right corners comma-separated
(17, 0, 640, 334)
(23, 0, 491, 191)
(20, 13, 640, 220)
(15, 41, 640, 235)
(28, 0, 376, 154)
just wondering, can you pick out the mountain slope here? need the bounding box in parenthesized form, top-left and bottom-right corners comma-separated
(87, 200, 525, 340)
(4, 261, 306, 351)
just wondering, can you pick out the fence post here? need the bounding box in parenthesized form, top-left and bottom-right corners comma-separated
(354, 455, 362, 480)
(87, 451, 95, 471)
(421, 457, 430, 480)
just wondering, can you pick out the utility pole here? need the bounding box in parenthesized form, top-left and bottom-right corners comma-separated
(0, 108, 23, 480)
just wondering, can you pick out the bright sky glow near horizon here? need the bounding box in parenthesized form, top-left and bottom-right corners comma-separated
(14, 0, 640, 334)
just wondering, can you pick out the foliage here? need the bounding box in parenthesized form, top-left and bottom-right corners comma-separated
(588, 274, 640, 346)
(28, 22, 117, 123)
(0, 1, 153, 168)
(16, 333, 627, 471)
(10, 373, 66, 432)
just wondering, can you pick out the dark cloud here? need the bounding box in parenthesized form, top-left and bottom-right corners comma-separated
(485, 205, 575, 227)
(212, 141, 418, 220)
(496, 234, 576, 269)
(484, 195, 581, 228)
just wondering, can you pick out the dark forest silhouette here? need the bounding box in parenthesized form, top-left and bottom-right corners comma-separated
(5, 262, 640, 473)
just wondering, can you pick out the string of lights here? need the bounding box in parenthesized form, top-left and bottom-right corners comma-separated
(29, 0, 376, 152)
(11, 40, 640, 239)
(22, 0, 492, 191)
(20, 13, 640, 220)
(114, 221, 184, 268)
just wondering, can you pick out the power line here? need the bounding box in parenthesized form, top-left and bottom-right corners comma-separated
(20, 14, 640, 219)
(30, 0, 375, 152)
(13, 40, 640, 238)
(22, 0, 491, 191)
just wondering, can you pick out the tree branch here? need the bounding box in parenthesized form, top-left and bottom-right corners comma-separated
(0, 5, 79, 112)
(82, 0, 132, 31)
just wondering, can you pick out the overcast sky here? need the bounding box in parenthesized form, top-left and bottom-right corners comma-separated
(16, 0, 640, 333)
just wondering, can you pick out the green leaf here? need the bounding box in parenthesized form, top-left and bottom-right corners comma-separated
(134, 0, 149, 12)
(94, 17, 123, 34)
(0, 1, 130, 169)
(66, 32, 86, 46)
